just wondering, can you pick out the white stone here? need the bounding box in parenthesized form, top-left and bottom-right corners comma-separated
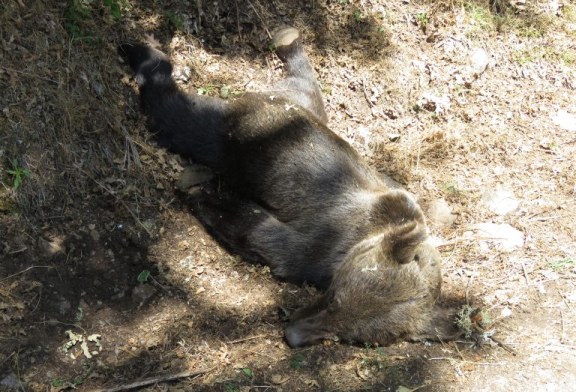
(474, 222, 524, 252)
(427, 198, 455, 227)
(551, 110, 576, 131)
(470, 47, 489, 75)
(482, 187, 519, 215)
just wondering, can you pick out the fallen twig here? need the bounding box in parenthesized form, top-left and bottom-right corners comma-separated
(472, 325, 518, 356)
(361, 76, 373, 109)
(7, 246, 28, 255)
(90, 368, 214, 392)
(227, 334, 268, 344)
(234, 0, 243, 42)
(489, 334, 518, 356)
(0, 265, 53, 282)
(246, 0, 271, 38)
(0, 66, 59, 84)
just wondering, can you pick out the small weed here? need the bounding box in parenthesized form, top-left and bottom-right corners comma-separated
(5, 159, 29, 190)
(64, 0, 91, 37)
(353, 9, 363, 22)
(456, 305, 475, 337)
(560, 50, 576, 66)
(197, 86, 216, 95)
(463, 3, 494, 36)
(564, 4, 576, 22)
(518, 24, 544, 38)
(548, 258, 575, 271)
(415, 12, 429, 32)
(289, 352, 306, 369)
(50, 363, 93, 390)
(166, 10, 185, 31)
(241, 367, 254, 379)
(223, 382, 240, 392)
(103, 0, 122, 19)
(137, 269, 151, 283)
(75, 306, 84, 322)
(443, 182, 464, 196)
(219, 85, 242, 99)
(63, 0, 105, 44)
(51, 379, 64, 388)
(456, 305, 492, 338)
(359, 346, 387, 372)
(512, 49, 538, 64)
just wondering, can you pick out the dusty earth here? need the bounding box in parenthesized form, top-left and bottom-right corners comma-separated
(1, 0, 576, 391)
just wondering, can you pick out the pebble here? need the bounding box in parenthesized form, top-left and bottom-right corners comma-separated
(474, 222, 524, 252)
(551, 110, 576, 131)
(0, 373, 21, 389)
(59, 298, 71, 315)
(481, 187, 519, 215)
(427, 198, 455, 227)
(176, 164, 213, 190)
(132, 284, 157, 307)
(37, 236, 65, 257)
(470, 47, 489, 75)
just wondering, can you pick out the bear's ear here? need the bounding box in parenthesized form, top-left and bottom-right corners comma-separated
(389, 221, 427, 265)
(118, 43, 172, 85)
(373, 190, 427, 264)
(372, 189, 425, 226)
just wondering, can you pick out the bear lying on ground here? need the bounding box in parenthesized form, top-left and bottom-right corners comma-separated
(119, 27, 458, 347)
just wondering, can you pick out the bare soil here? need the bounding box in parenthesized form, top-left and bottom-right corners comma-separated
(1, 1, 575, 391)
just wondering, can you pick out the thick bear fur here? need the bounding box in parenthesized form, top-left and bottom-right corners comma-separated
(119, 27, 458, 347)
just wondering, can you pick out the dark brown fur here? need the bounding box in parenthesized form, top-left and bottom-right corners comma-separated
(119, 27, 458, 347)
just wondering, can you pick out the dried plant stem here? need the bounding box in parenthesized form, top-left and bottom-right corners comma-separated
(90, 368, 214, 392)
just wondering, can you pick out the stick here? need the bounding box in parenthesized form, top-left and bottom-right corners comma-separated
(521, 260, 530, 285)
(489, 335, 518, 356)
(0, 265, 53, 282)
(472, 325, 518, 356)
(246, 0, 271, 38)
(90, 368, 214, 392)
(361, 75, 374, 111)
(227, 334, 268, 344)
(560, 309, 566, 344)
(0, 66, 59, 84)
(234, 0, 243, 42)
(7, 246, 28, 255)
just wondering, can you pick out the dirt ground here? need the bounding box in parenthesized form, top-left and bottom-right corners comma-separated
(1, 0, 575, 391)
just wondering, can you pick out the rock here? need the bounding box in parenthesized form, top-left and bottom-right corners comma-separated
(174, 66, 191, 82)
(427, 198, 455, 227)
(37, 236, 65, 257)
(0, 373, 21, 389)
(179, 255, 195, 269)
(418, 92, 451, 115)
(470, 47, 489, 75)
(132, 284, 157, 307)
(90, 228, 100, 242)
(176, 164, 214, 191)
(481, 187, 519, 215)
(551, 110, 576, 131)
(59, 298, 71, 315)
(91, 81, 104, 97)
(474, 223, 524, 252)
